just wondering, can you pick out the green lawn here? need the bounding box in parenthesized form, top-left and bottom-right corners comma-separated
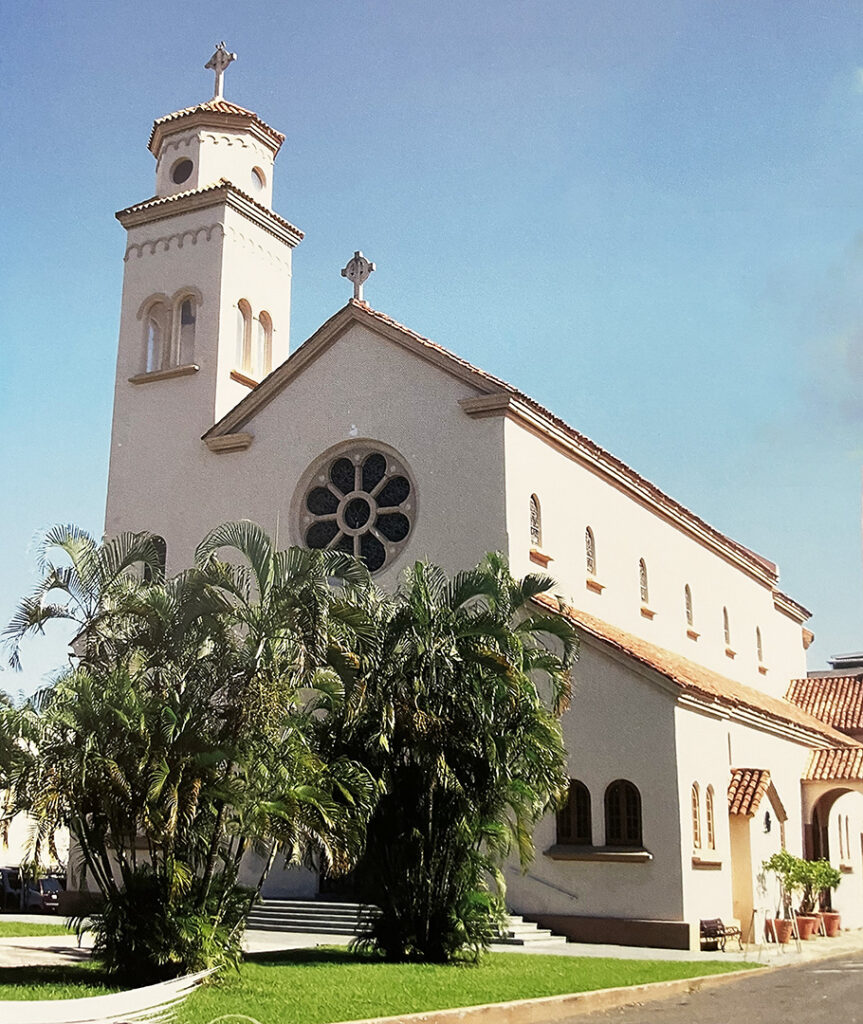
(0, 949, 757, 1018)
(181, 949, 757, 1024)
(0, 921, 72, 938)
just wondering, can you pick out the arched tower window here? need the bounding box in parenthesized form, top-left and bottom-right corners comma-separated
(235, 299, 252, 372)
(585, 527, 596, 575)
(177, 297, 196, 365)
(723, 607, 731, 646)
(143, 301, 168, 372)
(691, 783, 701, 849)
(706, 785, 716, 849)
(556, 780, 592, 846)
(639, 559, 649, 604)
(756, 626, 764, 663)
(684, 584, 693, 626)
(605, 780, 642, 847)
(529, 495, 541, 547)
(253, 311, 273, 379)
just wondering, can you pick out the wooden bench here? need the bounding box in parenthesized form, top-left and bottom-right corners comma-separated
(700, 918, 742, 951)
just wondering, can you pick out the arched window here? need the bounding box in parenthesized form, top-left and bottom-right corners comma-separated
(639, 559, 649, 604)
(691, 783, 701, 849)
(605, 780, 642, 847)
(252, 311, 272, 378)
(143, 536, 167, 584)
(845, 816, 851, 860)
(177, 297, 196, 365)
(684, 584, 693, 626)
(235, 299, 252, 372)
(706, 785, 716, 850)
(839, 815, 846, 861)
(529, 495, 541, 547)
(723, 607, 731, 646)
(144, 301, 168, 372)
(585, 527, 596, 575)
(756, 627, 763, 663)
(556, 780, 592, 846)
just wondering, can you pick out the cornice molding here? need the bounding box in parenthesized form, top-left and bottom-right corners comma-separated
(204, 432, 253, 453)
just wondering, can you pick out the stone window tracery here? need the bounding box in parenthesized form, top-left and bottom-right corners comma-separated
(298, 444, 415, 573)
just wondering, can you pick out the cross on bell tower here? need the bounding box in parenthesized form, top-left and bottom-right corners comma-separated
(205, 42, 237, 100)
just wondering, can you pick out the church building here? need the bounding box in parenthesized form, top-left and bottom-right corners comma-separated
(104, 47, 863, 950)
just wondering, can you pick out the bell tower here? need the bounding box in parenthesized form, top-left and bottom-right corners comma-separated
(105, 46, 303, 548)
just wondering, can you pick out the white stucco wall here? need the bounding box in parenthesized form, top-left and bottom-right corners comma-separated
(506, 637, 685, 922)
(501, 417, 808, 696)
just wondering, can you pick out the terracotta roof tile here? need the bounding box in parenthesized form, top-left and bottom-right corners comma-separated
(804, 747, 863, 781)
(532, 593, 854, 746)
(148, 99, 285, 148)
(115, 179, 304, 239)
(785, 676, 863, 732)
(728, 769, 771, 816)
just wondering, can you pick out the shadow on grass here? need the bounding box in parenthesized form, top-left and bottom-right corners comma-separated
(0, 963, 113, 989)
(243, 947, 370, 968)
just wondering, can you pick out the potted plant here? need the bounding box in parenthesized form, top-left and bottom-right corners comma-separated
(810, 860, 842, 937)
(762, 850, 801, 943)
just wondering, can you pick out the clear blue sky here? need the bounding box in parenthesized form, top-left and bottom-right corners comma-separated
(2, 0, 862, 696)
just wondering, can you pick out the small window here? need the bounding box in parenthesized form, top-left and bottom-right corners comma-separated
(171, 158, 193, 185)
(846, 816, 851, 860)
(756, 626, 763, 663)
(723, 607, 731, 646)
(251, 166, 266, 192)
(839, 815, 845, 860)
(706, 785, 715, 850)
(529, 495, 541, 547)
(253, 311, 273, 378)
(605, 779, 642, 847)
(236, 299, 252, 372)
(684, 584, 693, 626)
(585, 527, 596, 575)
(178, 298, 196, 365)
(557, 780, 592, 845)
(143, 301, 168, 372)
(691, 783, 701, 849)
(143, 536, 167, 583)
(639, 559, 649, 604)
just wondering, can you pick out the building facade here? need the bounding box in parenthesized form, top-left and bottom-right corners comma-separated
(103, 53, 863, 949)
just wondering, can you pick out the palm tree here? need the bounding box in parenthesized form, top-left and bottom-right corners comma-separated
(339, 554, 578, 961)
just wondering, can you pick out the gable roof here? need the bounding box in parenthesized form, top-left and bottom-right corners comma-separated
(532, 593, 851, 747)
(204, 300, 807, 599)
(728, 768, 772, 816)
(785, 675, 863, 732)
(804, 747, 863, 782)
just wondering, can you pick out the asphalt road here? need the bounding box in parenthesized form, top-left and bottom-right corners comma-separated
(558, 953, 863, 1023)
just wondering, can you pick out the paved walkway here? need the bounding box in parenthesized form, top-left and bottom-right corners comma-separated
(3, 913, 863, 969)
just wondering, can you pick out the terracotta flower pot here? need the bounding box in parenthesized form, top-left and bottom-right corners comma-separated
(819, 912, 841, 937)
(796, 915, 819, 940)
(769, 918, 793, 944)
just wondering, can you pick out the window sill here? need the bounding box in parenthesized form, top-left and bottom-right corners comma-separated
(758, 665, 768, 675)
(204, 432, 253, 453)
(545, 844, 653, 863)
(840, 863, 854, 874)
(686, 628, 700, 641)
(585, 577, 605, 594)
(725, 647, 736, 659)
(530, 547, 553, 568)
(129, 363, 199, 384)
(230, 368, 259, 389)
(691, 855, 722, 869)
(640, 605, 656, 620)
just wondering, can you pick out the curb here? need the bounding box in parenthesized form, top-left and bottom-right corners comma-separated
(330, 967, 760, 1024)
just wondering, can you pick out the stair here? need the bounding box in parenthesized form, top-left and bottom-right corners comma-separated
(247, 900, 566, 945)
(495, 915, 568, 946)
(247, 899, 380, 936)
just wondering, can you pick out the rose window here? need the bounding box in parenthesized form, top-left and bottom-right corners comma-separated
(299, 446, 415, 572)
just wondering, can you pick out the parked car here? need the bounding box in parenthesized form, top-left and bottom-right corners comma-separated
(0, 867, 65, 913)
